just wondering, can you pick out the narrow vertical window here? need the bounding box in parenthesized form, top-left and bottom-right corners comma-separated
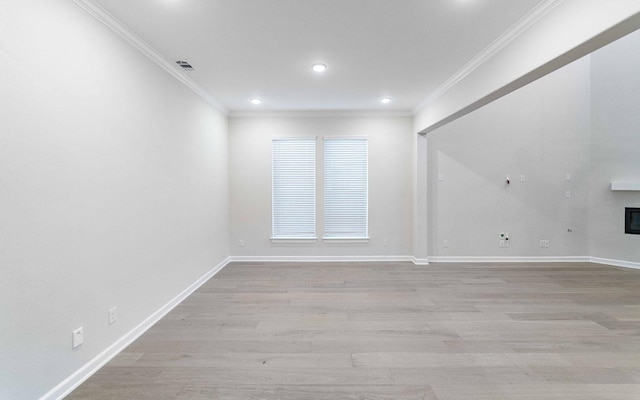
(323, 138, 368, 239)
(272, 139, 316, 239)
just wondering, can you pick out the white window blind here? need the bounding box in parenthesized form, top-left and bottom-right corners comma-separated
(272, 139, 316, 239)
(323, 138, 368, 239)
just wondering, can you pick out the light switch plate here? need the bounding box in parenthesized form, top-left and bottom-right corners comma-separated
(108, 307, 117, 325)
(72, 327, 84, 349)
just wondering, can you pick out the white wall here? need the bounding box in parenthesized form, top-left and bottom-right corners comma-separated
(229, 116, 413, 258)
(0, 2, 229, 399)
(4, 2, 639, 398)
(589, 29, 640, 264)
(425, 58, 591, 259)
(423, 29, 640, 265)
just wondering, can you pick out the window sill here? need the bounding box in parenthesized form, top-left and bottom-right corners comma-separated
(322, 238, 370, 244)
(270, 238, 318, 244)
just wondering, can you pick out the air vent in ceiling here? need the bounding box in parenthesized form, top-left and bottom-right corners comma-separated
(175, 60, 195, 71)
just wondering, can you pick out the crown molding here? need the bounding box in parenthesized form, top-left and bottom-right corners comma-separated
(229, 110, 413, 118)
(72, 0, 229, 116)
(412, 0, 565, 115)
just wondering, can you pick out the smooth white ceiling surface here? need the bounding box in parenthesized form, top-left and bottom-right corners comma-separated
(92, 0, 545, 113)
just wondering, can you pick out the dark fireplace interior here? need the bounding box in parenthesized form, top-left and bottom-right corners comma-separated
(625, 208, 640, 235)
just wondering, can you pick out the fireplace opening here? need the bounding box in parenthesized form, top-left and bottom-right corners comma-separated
(625, 208, 640, 235)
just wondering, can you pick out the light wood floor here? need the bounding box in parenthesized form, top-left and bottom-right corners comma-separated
(68, 262, 640, 399)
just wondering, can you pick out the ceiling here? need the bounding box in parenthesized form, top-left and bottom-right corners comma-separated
(91, 0, 545, 114)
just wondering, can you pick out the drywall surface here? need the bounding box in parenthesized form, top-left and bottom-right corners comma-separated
(589, 29, 640, 263)
(229, 116, 413, 258)
(0, 2, 229, 398)
(426, 58, 591, 258)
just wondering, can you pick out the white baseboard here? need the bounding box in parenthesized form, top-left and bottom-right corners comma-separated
(589, 257, 640, 270)
(40, 257, 232, 400)
(426, 256, 640, 271)
(428, 256, 590, 263)
(229, 255, 415, 263)
(41, 253, 640, 399)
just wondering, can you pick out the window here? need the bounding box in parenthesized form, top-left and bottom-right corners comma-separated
(323, 138, 368, 239)
(271, 139, 316, 239)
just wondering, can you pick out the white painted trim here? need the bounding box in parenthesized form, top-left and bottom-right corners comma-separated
(39, 254, 640, 399)
(589, 257, 640, 271)
(412, 0, 565, 115)
(229, 255, 414, 263)
(322, 238, 370, 244)
(230, 110, 413, 118)
(71, 0, 229, 115)
(428, 256, 590, 263)
(610, 182, 640, 191)
(40, 257, 231, 400)
(427, 256, 640, 271)
(230, 255, 640, 270)
(412, 257, 430, 266)
(270, 238, 318, 244)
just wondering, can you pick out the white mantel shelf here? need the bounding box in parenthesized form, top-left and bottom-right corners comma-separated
(611, 182, 640, 191)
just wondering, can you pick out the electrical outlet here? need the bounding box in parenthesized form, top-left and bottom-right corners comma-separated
(540, 240, 550, 248)
(108, 307, 117, 325)
(72, 327, 84, 349)
(565, 191, 571, 199)
(239, 240, 245, 247)
(383, 239, 388, 247)
(520, 175, 526, 183)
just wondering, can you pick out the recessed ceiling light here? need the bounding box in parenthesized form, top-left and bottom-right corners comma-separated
(312, 63, 328, 73)
(250, 98, 262, 105)
(380, 97, 392, 104)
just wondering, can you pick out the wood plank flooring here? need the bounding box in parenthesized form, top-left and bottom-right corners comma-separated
(67, 262, 640, 399)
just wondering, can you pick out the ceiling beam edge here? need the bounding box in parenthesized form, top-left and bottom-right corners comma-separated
(414, 1, 640, 134)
